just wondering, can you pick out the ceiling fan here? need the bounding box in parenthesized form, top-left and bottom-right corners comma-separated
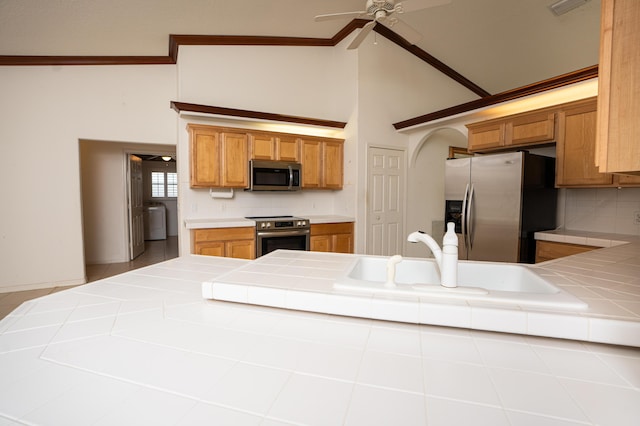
(315, 0, 452, 50)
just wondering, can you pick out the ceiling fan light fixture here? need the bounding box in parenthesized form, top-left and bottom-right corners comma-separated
(548, 0, 589, 16)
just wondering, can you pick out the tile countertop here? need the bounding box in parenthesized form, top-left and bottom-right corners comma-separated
(1, 255, 639, 425)
(184, 215, 354, 229)
(205, 235, 640, 348)
(534, 228, 632, 248)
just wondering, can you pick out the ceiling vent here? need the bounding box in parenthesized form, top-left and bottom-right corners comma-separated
(548, 0, 590, 16)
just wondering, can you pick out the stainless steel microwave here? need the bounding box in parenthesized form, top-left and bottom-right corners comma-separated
(249, 160, 301, 191)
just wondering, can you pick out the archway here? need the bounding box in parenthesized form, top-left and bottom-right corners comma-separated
(405, 128, 467, 258)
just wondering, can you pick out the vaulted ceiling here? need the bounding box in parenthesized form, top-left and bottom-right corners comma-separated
(0, 0, 600, 95)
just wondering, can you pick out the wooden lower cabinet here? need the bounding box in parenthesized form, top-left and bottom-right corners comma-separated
(535, 240, 597, 263)
(192, 227, 256, 260)
(310, 222, 354, 253)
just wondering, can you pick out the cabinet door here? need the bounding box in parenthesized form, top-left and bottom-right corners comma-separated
(310, 223, 354, 253)
(506, 112, 555, 147)
(276, 136, 300, 161)
(556, 99, 614, 187)
(333, 233, 353, 253)
(310, 235, 331, 252)
(250, 133, 276, 160)
(226, 240, 255, 260)
(596, 0, 640, 174)
(467, 121, 505, 151)
(323, 141, 344, 189)
(535, 240, 596, 263)
(194, 241, 225, 257)
(221, 132, 249, 188)
(190, 127, 220, 188)
(301, 140, 322, 188)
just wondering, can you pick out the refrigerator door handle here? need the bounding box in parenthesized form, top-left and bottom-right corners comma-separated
(467, 184, 475, 251)
(461, 183, 470, 254)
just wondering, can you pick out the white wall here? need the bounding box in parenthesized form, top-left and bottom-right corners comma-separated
(355, 35, 478, 253)
(405, 128, 468, 258)
(0, 65, 177, 292)
(175, 43, 359, 255)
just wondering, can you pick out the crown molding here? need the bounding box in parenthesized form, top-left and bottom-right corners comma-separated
(170, 101, 347, 129)
(393, 64, 599, 130)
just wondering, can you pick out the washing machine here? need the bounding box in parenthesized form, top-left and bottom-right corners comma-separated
(143, 203, 166, 240)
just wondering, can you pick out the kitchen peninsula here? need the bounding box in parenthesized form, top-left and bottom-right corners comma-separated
(1, 234, 639, 424)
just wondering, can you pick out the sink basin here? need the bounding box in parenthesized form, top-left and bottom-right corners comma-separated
(334, 256, 588, 310)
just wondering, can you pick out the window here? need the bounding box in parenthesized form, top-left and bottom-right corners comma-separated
(151, 171, 178, 198)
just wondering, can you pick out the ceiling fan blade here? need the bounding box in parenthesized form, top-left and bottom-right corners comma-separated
(380, 18, 423, 45)
(314, 11, 366, 22)
(347, 20, 376, 50)
(396, 0, 452, 13)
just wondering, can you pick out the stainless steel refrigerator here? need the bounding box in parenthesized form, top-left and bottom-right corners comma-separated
(444, 151, 556, 263)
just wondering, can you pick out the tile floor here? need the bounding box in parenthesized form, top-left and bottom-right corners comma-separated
(0, 236, 178, 321)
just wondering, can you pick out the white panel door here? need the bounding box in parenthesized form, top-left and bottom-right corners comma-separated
(128, 154, 145, 260)
(366, 147, 406, 256)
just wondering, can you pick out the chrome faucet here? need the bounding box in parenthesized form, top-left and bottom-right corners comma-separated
(407, 223, 458, 288)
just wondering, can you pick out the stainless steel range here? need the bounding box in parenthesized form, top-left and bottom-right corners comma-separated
(246, 216, 310, 257)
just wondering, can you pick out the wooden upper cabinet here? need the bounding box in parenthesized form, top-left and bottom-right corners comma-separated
(300, 138, 344, 189)
(556, 98, 613, 187)
(276, 135, 300, 162)
(556, 97, 640, 187)
(220, 132, 248, 187)
(189, 125, 221, 188)
(323, 141, 344, 189)
(467, 121, 505, 151)
(249, 133, 300, 162)
(596, 0, 640, 175)
(188, 125, 248, 188)
(301, 139, 322, 188)
(467, 110, 555, 152)
(189, 124, 342, 190)
(249, 133, 277, 160)
(506, 111, 555, 147)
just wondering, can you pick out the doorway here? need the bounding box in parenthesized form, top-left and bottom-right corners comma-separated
(365, 146, 407, 256)
(79, 140, 178, 281)
(127, 152, 179, 261)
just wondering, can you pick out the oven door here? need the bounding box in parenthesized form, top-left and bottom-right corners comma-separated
(256, 229, 310, 257)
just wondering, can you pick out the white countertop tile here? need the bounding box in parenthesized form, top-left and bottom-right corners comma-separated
(2, 254, 640, 425)
(205, 240, 640, 347)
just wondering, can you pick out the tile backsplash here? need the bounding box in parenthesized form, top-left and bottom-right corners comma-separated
(562, 187, 640, 235)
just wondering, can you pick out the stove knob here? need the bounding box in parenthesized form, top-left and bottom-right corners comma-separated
(266, 223, 271, 228)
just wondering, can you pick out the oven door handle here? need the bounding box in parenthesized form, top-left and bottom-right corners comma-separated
(257, 229, 310, 238)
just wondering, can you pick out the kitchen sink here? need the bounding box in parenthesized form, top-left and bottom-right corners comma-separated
(334, 256, 588, 310)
